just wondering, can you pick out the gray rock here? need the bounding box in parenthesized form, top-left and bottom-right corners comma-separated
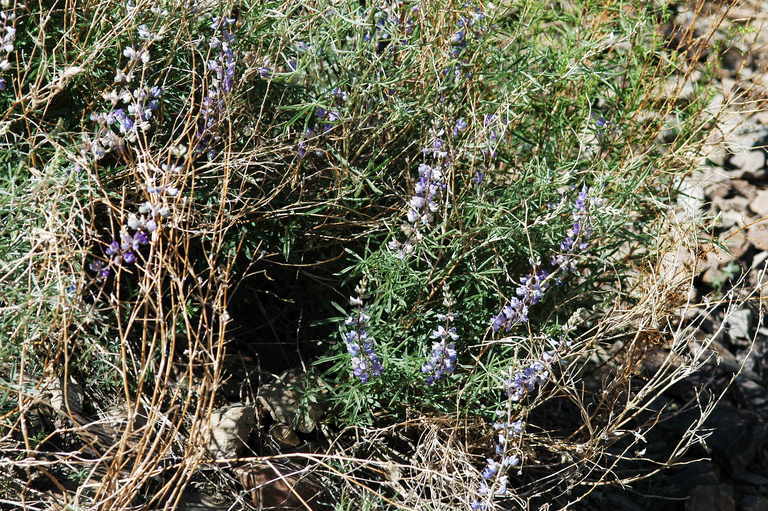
(722, 47, 747, 71)
(741, 495, 768, 511)
(669, 461, 720, 491)
(750, 190, 768, 217)
(686, 483, 734, 511)
(207, 404, 255, 458)
(257, 368, 325, 434)
(726, 308, 753, 341)
(731, 151, 766, 173)
(748, 223, 768, 250)
(45, 375, 83, 415)
(734, 471, 768, 487)
(705, 405, 768, 475)
(737, 378, 768, 407)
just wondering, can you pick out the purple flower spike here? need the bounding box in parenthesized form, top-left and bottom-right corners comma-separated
(105, 241, 120, 256)
(343, 281, 382, 382)
(453, 117, 468, 136)
(491, 188, 593, 332)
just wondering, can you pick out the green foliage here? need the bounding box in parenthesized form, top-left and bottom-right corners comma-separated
(0, 0, 721, 509)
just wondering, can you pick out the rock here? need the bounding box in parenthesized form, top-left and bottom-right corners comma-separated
(257, 369, 325, 434)
(699, 228, 749, 274)
(207, 404, 255, 458)
(713, 195, 749, 214)
(269, 423, 302, 448)
(750, 190, 768, 217)
(667, 460, 720, 492)
(660, 246, 696, 286)
(704, 405, 768, 475)
(748, 223, 768, 250)
(44, 375, 83, 415)
(755, 110, 768, 125)
(733, 472, 768, 487)
(716, 209, 747, 229)
(686, 483, 735, 511)
(737, 378, 768, 407)
(731, 151, 766, 173)
(724, 124, 768, 154)
(722, 47, 747, 71)
(677, 174, 706, 222)
(236, 463, 330, 510)
(726, 308, 753, 341)
(741, 495, 768, 511)
(731, 179, 757, 200)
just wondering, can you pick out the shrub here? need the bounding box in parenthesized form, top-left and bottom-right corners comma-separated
(0, 1, 743, 510)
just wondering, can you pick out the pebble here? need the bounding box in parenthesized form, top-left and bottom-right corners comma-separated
(748, 223, 768, 250)
(687, 483, 735, 511)
(726, 308, 753, 341)
(731, 151, 765, 173)
(207, 404, 255, 458)
(750, 190, 768, 217)
(741, 495, 768, 511)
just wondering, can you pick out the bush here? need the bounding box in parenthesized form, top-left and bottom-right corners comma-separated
(0, 1, 739, 509)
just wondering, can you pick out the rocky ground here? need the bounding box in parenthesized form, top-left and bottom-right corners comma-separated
(592, 2, 768, 510)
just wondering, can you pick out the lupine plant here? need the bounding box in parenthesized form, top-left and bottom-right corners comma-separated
(0, 1, 739, 511)
(343, 280, 383, 383)
(0, 7, 17, 91)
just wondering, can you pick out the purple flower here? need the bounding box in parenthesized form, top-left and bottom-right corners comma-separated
(551, 186, 592, 271)
(89, 260, 111, 279)
(452, 117, 468, 136)
(491, 188, 593, 332)
(105, 241, 120, 256)
(343, 281, 383, 382)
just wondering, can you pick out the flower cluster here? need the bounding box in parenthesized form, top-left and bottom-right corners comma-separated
(421, 285, 458, 385)
(443, 5, 489, 83)
(470, 338, 571, 509)
(471, 419, 523, 510)
(89, 169, 180, 279)
(504, 338, 570, 402)
(364, 2, 418, 53)
(490, 187, 593, 332)
(450, 7, 487, 58)
(0, 9, 17, 91)
(479, 113, 508, 164)
(296, 87, 348, 158)
(196, 16, 237, 158)
(83, 27, 163, 161)
(490, 268, 550, 333)
(551, 186, 592, 272)
(387, 162, 445, 258)
(85, 84, 162, 159)
(343, 281, 383, 383)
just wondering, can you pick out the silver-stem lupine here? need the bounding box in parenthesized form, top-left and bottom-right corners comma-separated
(387, 162, 445, 258)
(470, 418, 523, 510)
(550, 185, 592, 273)
(364, 2, 416, 53)
(0, 8, 17, 91)
(504, 338, 571, 402)
(196, 16, 236, 158)
(490, 187, 593, 333)
(89, 163, 180, 279)
(84, 29, 162, 161)
(91, 228, 150, 278)
(421, 285, 459, 385)
(343, 281, 383, 383)
(388, 126, 451, 258)
(470, 338, 571, 509)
